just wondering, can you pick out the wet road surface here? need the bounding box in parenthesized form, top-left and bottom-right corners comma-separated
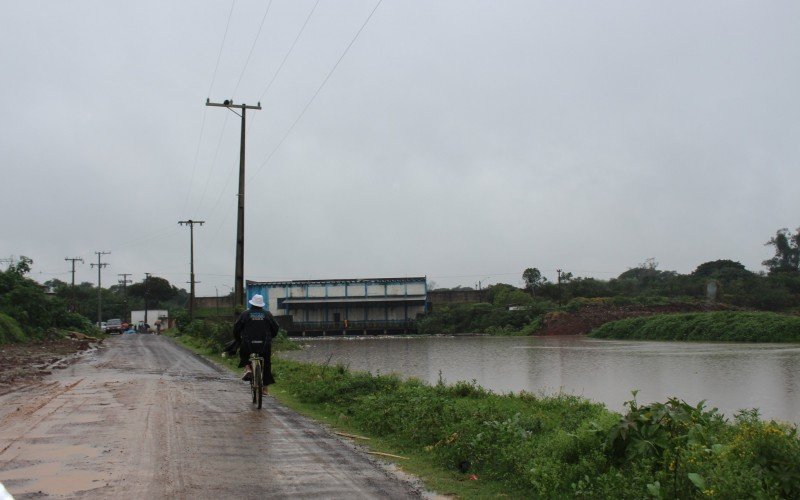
(0, 335, 423, 499)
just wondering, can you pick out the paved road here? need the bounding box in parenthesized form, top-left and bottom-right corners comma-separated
(0, 335, 423, 499)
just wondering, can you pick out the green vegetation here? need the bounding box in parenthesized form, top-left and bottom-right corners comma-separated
(272, 361, 800, 498)
(0, 312, 26, 343)
(0, 256, 94, 343)
(171, 322, 800, 498)
(590, 311, 800, 342)
(44, 273, 189, 323)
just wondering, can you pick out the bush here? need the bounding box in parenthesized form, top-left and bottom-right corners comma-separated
(590, 311, 800, 342)
(273, 358, 800, 498)
(418, 303, 538, 335)
(0, 312, 26, 343)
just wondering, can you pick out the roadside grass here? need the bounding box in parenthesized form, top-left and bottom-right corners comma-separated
(164, 330, 527, 497)
(167, 330, 800, 498)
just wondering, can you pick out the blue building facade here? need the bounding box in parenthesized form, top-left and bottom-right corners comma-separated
(245, 277, 428, 335)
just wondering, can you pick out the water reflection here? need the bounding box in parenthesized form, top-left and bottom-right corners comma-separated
(280, 335, 800, 423)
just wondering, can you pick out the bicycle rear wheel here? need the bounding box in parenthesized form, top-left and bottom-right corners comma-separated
(254, 361, 263, 409)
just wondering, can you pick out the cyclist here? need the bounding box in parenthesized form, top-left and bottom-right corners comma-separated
(233, 294, 280, 394)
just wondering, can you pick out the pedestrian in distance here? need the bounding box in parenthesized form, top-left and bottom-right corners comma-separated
(230, 294, 279, 395)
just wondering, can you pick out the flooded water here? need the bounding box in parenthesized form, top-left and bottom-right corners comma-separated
(280, 335, 800, 423)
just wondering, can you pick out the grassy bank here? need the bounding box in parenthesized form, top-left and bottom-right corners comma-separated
(169, 329, 800, 498)
(589, 311, 800, 342)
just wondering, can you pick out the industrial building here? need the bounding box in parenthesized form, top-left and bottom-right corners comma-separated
(245, 277, 428, 336)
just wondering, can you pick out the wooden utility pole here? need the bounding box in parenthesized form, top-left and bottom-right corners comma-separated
(65, 257, 84, 286)
(205, 98, 261, 309)
(179, 220, 205, 320)
(65, 257, 84, 313)
(144, 273, 151, 326)
(90, 252, 110, 324)
(118, 273, 132, 322)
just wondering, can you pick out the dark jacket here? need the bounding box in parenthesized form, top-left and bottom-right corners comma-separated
(233, 306, 279, 344)
(223, 307, 280, 356)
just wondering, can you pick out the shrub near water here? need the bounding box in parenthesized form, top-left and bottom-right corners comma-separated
(273, 359, 800, 498)
(590, 311, 800, 342)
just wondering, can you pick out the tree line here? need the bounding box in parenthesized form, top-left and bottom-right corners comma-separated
(0, 255, 188, 342)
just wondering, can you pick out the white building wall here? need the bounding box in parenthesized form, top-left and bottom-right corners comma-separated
(407, 283, 426, 295)
(346, 283, 365, 298)
(366, 284, 385, 297)
(328, 285, 346, 297)
(386, 284, 405, 295)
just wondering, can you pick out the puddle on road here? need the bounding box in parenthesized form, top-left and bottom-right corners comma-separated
(0, 460, 104, 496)
(3, 443, 101, 461)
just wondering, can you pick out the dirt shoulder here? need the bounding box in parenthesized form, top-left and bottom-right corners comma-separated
(0, 335, 100, 394)
(539, 302, 733, 336)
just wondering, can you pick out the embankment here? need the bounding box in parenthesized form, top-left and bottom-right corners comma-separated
(589, 310, 800, 342)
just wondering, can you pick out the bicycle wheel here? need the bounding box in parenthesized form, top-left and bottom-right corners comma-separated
(254, 360, 263, 409)
(251, 369, 257, 404)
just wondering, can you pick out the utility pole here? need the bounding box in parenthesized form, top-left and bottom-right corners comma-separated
(118, 273, 132, 323)
(65, 257, 83, 312)
(90, 252, 110, 325)
(65, 257, 83, 287)
(144, 273, 151, 326)
(556, 269, 563, 306)
(205, 98, 261, 309)
(179, 219, 205, 320)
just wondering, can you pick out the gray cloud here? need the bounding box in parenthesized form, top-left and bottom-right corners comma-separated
(2, 0, 798, 293)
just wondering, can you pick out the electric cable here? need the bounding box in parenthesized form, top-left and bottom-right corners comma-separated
(181, 0, 237, 219)
(231, 0, 273, 100)
(247, 0, 384, 183)
(258, 0, 321, 104)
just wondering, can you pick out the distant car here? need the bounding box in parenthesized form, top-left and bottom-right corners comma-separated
(106, 319, 123, 334)
(97, 321, 107, 332)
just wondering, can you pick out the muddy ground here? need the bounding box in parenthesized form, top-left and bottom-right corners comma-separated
(0, 337, 97, 395)
(0, 334, 424, 499)
(539, 302, 733, 336)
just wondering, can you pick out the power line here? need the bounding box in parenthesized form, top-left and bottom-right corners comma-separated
(231, 0, 274, 100)
(182, 0, 237, 219)
(257, 0, 321, 104)
(194, 112, 232, 215)
(248, 0, 384, 183)
(195, 0, 320, 235)
(208, 0, 237, 98)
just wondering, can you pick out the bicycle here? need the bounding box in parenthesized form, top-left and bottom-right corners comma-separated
(249, 352, 265, 409)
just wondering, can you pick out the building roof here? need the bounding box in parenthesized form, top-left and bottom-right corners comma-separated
(279, 295, 427, 308)
(247, 277, 427, 287)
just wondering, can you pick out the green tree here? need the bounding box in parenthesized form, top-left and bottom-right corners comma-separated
(763, 227, 800, 274)
(522, 268, 548, 296)
(128, 276, 180, 304)
(692, 259, 749, 278)
(0, 256, 92, 338)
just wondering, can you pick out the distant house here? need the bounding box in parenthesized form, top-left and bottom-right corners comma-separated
(246, 277, 428, 336)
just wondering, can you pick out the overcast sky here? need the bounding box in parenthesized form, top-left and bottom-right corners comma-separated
(2, 1, 799, 295)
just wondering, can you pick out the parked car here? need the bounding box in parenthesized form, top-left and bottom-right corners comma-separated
(106, 319, 123, 334)
(97, 321, 107, 332)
